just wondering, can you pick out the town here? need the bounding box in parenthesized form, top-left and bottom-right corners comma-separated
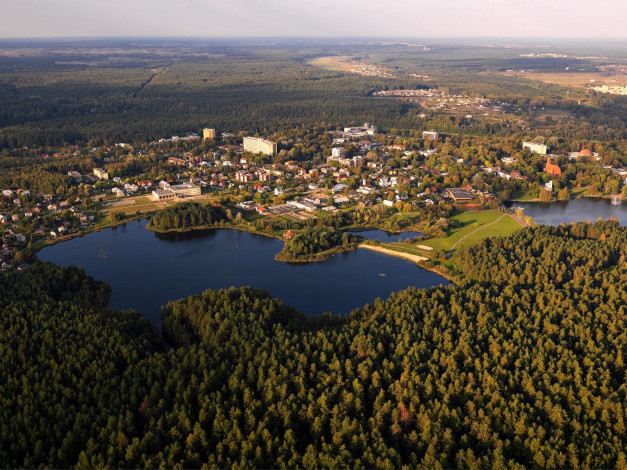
(2, 119, 626, 270)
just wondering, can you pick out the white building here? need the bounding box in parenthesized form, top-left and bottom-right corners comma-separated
(523, 141, 549, 155)
(422, 130, 439, 140)
(243, 137, 277, 156)
(331, 147, 345, 158)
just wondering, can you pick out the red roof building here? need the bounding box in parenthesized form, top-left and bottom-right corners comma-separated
(544, 157, 562, 177)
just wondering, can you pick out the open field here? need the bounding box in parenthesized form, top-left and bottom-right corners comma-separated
(387, 211, 523, 255)
(101, 193, 224, 216)
(499, 71, 627, 89)
(307, 56, 350, 72)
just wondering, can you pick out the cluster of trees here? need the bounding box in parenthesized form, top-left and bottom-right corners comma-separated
(2, 221, 626, 468)
(146, 202, 226, 232)
(277, 226, 350, 261)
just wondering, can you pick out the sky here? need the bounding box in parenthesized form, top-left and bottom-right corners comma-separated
(0, 0, 626, 39)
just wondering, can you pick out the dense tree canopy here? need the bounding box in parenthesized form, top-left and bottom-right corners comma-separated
(1, 221, 626, 468)
(146, 202, 226, 232)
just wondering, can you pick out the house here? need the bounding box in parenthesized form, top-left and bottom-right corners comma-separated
(283, 230, 296, 240)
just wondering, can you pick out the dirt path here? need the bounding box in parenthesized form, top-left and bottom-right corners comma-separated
(447, 213, 507, 255)
(508, 212, 528, 227)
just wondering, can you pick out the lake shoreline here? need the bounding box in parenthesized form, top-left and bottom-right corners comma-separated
(507, 194, 625, 203)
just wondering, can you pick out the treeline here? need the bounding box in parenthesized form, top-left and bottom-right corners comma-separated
(2, 222, 626, 468)
(146, 202, 226, 232)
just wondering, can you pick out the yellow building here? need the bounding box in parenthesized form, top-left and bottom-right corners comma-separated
(203, 128, 216, 140)
(93, 168, 109, 180)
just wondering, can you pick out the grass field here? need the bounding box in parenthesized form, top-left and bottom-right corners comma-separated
(381, 211, 523, 256)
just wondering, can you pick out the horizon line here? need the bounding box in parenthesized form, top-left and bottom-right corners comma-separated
(1, 35, 626, 41)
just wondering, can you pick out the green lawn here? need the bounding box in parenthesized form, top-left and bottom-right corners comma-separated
(415, 211, 522, 254)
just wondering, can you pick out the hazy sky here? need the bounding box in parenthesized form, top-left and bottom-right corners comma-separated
(1, 0, 626, 38)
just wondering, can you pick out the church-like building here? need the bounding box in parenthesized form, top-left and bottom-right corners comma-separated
(544, 157, 562, 177)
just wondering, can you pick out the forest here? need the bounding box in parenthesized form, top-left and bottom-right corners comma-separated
(0, 39, 625, 148)
(1, 220, 625, 468)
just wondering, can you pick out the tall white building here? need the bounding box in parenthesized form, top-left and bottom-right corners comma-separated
(523, 141, 549, 155)
(243, 137, 277, 156)
(331, 147, 345, 158)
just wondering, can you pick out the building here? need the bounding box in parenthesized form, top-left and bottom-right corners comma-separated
(235, 171, 254, 183)
(151, 181, 200, 200)
(422, 130, 439, 140)
(152, 188, 177, 200)
(343, 123, 377, 138)
(447, 188, 474, 201)
(67, 171, 82, 183)
(169, 182, 201, 197)
(331, 147, 345, 158)
(93, 168, 109, 180)
(203, 128, 216, 140)
(523, 141, 549, 155)
(544, 157, 562, 177)
(243, 137, 277, 156)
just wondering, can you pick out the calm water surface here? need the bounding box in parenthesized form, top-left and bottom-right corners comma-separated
(505, 198, 626, 226)
(349, 230, 424, 242)
(38, 220, 449, 328)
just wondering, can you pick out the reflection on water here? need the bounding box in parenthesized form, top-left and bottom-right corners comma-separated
(38, 220, 449, 328)
(505, 198, 626, 226)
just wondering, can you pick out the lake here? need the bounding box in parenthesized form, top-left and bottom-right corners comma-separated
(349, 230, 424, 242)
(38, 220, 450, 328)
(505, 198, 626, 226)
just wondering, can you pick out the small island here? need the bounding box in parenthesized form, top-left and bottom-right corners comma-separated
(274, 226, 358, 262)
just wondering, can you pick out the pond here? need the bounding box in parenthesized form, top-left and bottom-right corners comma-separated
(505, 198, 626, 226)
(38, 220, 450, 329)
(348, 230, 424, 242)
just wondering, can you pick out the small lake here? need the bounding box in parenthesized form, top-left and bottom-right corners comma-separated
(505, 198, 626, 226)
(38, 220, 449, 328)
(349, 230, 424, 242)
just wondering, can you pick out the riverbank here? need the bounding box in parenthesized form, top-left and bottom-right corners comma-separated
(31, 213, 153, 254)
(358, 244, 459, 284)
